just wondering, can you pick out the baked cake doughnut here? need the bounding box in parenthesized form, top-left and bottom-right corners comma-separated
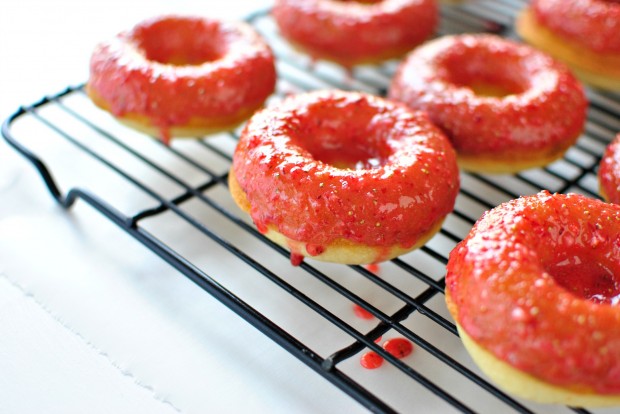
(87, 15, 277, 144)
(599, 133, 620, 203)
(516, 0, 620, 90)
(388, 34, 588, 173)
(230, 90, 459, 265)
(272, 0, 438, 68)
(446, 191, 620, 407)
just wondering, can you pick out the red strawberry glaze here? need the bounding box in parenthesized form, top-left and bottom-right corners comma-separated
(383, 337, 414, 358)
(231, 90, 459, 264)
(360, 351, 384, 369)
(531, 0, 620, 55)
(599, 134, 620, 204)
(389, 34, 587, 173)
(87, 15, 276, 142)
(365, 263, 380, 273)
(446, 191, 620, 394)
(353, 304, 375, 320)
(359, 337, 413, 369)
(272, 0, 438, 68)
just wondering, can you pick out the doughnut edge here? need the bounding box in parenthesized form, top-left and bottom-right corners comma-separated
(228, 169, 444, 265)
(446, 291, 620, 408)
(456, 136, 579, 174)
(86, 85, 263, 139)
(516, 8, 620, 91)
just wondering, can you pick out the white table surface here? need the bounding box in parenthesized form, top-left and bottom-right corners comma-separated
(0, 1, 369, 413)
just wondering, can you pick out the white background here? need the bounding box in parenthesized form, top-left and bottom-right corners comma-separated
(0, 1, 369, 413)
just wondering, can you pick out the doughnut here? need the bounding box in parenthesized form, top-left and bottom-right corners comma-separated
(516, 0, 620, 90)
(446, 191, 620, 407)
(599, 133, 620, 203)
(229, 90, 459, 265)
(388, 34, 588, 174)
(86, 15, 277, 144)
(271, 0, 438, 68)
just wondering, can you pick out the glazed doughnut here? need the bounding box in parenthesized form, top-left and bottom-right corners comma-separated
(388, 34, 588, 174)
(271, 0, 438, 68)
(446, 191, 620, 407)
(516, 0, 620, 90)
(599, 133, 620, 204)
(87, 15, 277, 144)
(229, 90, 459, 265)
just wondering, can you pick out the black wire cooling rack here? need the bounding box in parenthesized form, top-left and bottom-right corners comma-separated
(3, 1, 620, 413)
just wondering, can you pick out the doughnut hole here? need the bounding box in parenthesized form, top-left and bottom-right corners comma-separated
(545, 250, 620, 305)
(533, 207, 620, 305)
(440, 46, 531, 98)
(133, 17, 225, 66)
(290, 100, 395, 170)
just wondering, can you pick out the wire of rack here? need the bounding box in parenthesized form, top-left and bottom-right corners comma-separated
(3, 1, 620, 413)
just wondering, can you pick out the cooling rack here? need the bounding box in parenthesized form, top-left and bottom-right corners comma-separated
(3, 1, 620, 413)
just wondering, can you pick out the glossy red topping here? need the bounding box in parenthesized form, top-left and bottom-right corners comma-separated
(446, 191, 620, 393)
(359, 337, 413, 369)
(532, 0, 620, 54)
(389, 34, 587, 164)
(599, 134, 620, 204)
(272, 0, 438, 67)
(360, 351, 384, 369)
(232, 90, 459, 251)
(365, 263, 380, 273)
(383, 337, 414, 358)
(353, 304, 375, 320)
(87, 15, 276, 136)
